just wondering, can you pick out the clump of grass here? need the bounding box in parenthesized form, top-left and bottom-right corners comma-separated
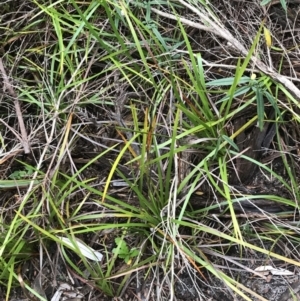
(0, 0, 300, 300)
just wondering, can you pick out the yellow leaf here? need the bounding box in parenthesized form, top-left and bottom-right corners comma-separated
(264, 27, 272, 48)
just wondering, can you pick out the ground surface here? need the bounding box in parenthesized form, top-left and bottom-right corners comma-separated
(1, 0, 300, 300)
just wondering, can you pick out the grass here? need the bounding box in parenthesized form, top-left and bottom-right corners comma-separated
(0, 0, 299, 300)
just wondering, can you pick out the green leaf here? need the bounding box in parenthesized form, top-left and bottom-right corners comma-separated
(206, 76, 250, 87)
(113, 238, 129, 256)
(264, 91, 282, 120)
(280, 0, 287, 12)
(0, 179, 41, 188)
(222, 135, 239, 151)
(260, 0, 272, 6)
(9, 171, 26, 179)
(117, 253, 127, 259)
(254, 87, 265, 131)
(216, 86, 251, 104)
(124, 255, 130, 263)
(129, 249, 139, 257)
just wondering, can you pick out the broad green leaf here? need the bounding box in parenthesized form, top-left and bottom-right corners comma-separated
(206, 76, 250, 87)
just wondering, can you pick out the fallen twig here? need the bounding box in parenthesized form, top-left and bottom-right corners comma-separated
(0, 58, 30, 153)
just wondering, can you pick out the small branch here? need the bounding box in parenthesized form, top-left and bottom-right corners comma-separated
(0, 58, 30, 154)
